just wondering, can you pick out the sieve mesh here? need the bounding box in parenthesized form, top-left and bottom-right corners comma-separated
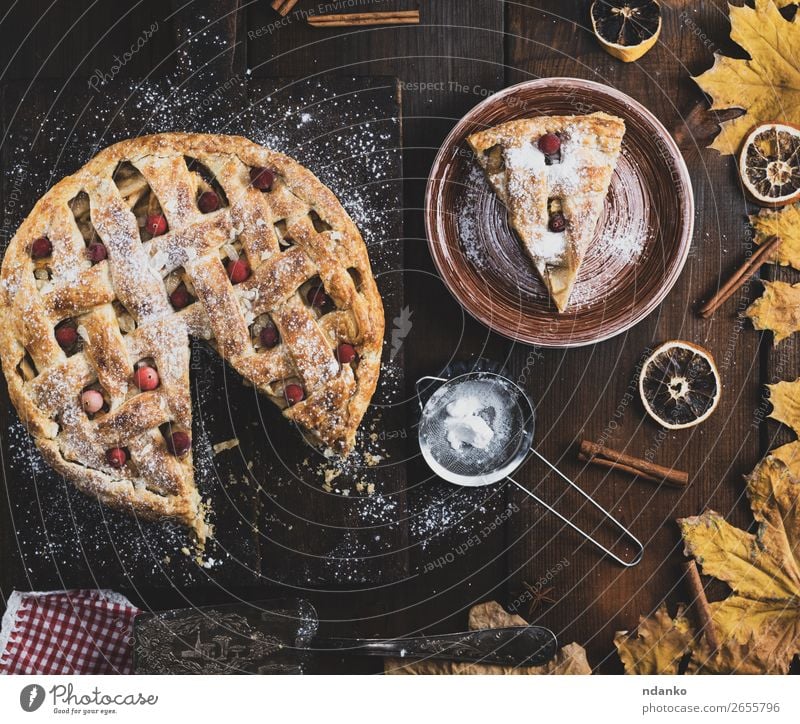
(419, 374, 534, 486)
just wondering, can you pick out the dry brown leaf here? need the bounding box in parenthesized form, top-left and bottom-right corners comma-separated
(678, 446, 800, 673)
(687, 632, 782, 674)
(746, 280, 800, 343)
(468, 600, 525, 629)
(751, 203, 800, 269)
(614, 604, 694, 674)
(385, 600, 591, 675)
(693, 0, 800, 155)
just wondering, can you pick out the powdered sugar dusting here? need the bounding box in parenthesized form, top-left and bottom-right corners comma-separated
(2, 74, 405, 585)
(459, 148, 650, 309)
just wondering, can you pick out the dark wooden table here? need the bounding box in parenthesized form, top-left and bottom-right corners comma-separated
(0, 0, 789, 673)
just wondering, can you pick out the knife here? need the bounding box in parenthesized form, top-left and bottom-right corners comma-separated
(134, 599, 558, 673)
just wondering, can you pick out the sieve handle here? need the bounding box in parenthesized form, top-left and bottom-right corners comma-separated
(508, 449, 644, 567)
(415, 375, 448, 413)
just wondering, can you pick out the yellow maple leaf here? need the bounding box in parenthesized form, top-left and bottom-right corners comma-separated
(770, 439, 800, 476)
(745, 279, 800, 343)
(751, 202, 800, 269)
(614, 603, 694, 674)
(687, 631, 784, 674)
(693, 0, 800, 155)
(385, 601, 592, 675)
(768, 378, 800, 433)
(678, 445, 800, 673)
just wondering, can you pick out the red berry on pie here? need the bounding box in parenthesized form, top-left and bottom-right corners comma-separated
(284, 383, 305, 406)
(55, 326, 78, 348)
(306, 285, 331, 311)
(166, 430, 191, 457)
(259, 323, 279, 349)
(198, 191, 220, 213)
(170, 285, 190, 309)
(134, 365, 160, 391)
(31, 236, 53, 259)
(227, 258, 251, 284)
(87, 242, 107, 263)
(106, 447, 127, 468)
(548, 212, 566, 233)
(538, 133, 561, 156)
(250, 167, 275, 191)
(146, 214, 168, 236)
(337, 343, 357, 364)
(81, 389, 104, 414)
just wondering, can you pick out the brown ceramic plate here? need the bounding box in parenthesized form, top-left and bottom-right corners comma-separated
(425, 78, 694, 347)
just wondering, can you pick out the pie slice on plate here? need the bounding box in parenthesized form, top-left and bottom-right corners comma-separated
(0, 133, 384, 542)
(467, 112, 625, 311)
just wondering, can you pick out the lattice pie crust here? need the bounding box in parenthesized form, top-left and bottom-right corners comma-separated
(0, 133, 384, 541)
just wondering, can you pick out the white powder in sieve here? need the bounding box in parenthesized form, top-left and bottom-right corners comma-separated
(444, 395, 495, 451)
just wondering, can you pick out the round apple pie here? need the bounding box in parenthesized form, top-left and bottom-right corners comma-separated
(0, 133, 384, 541)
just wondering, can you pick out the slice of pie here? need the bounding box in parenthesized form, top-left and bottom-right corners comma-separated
(467, 112, 625, 311)
(0, 133, 384, 542)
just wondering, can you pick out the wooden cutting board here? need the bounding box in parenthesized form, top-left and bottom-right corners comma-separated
(0, 72, 407, 589)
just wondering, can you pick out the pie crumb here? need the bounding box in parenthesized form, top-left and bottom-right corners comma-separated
(323, 468, 341, 485)
(212, 437, 240, 454)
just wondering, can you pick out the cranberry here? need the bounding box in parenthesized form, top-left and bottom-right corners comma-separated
(538, 133, 561, 156)
(134, 365, 160, 391)
(227, 258, 251, 284)
(55, 326, 78, 349)
(259, 324, 280, 349)
(170, 285, 190, 310)
(31, 236, 53, 259)
(198, 191, 220, 213)
(106, 447, 127, 468)
(81, 389, 104, 414)
(284, 383, 305, 406)
(87, 242, 107, 263)
(548, 212, 566, 233)
(250, 167, 275, 191)
(166, 430, 191, 456)
(146, 214, 168, 236)
(337, 343, 357, 364)
(306, 285, 332, 311)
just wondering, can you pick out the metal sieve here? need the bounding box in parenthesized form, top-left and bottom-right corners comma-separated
(416, 371, 644, 567)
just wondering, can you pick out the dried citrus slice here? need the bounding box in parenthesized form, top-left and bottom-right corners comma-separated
(590, 0, 661, 63)
(639, 341, 721, 430)
(739, 122, 800, 208)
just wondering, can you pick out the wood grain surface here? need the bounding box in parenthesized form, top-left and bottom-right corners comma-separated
(0, 0, 793, 673)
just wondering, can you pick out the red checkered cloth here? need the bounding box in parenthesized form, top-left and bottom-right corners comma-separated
(0, 589, 139, 674)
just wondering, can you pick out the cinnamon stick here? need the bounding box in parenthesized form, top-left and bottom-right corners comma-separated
(271, 0, 299, 17)
(577, 453, 662, 483)
(698, 235, 781, 318)
(578, 440, 689, 488)
(307, 10, 420, 27)
(682, 559, 719, 651)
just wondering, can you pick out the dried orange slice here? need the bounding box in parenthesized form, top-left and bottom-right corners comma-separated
(639, 341, 721, 430)
(590, 0, 661, 63)
(739, 123, 800, 208)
